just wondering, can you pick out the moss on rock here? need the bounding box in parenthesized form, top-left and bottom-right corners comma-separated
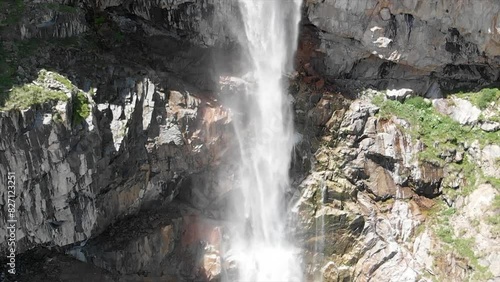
(1, 84, 67, 110)
(72, 91, 90, 124)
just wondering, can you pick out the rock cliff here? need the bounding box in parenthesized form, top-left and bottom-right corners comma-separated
(291, 80, 500, 281)
(0, 0, 499, 281)
(304, 0, 500, 95)
(0, 68, 232, 254)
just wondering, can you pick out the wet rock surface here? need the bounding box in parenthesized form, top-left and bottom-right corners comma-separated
(290, 78, 499, 281)
(292, 86, 426, 282)
(0, 0, 499, 281)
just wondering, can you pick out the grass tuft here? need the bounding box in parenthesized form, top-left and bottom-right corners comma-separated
(432, 203, 493, 280)
(373, 94, 500, 164)
(487, 195, 500, 234)
(456, 88, 500, 110)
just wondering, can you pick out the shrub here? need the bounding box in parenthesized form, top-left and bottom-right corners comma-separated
(457, 88, 500, 110)
(52, 72, 73, 90)
(405, 96, 430, 110)
(2, 84, 67, 110)
(72, 91, 90, 124)
(475, 88, 499, 109)
(115, 31, 125, 42)
(94, 15, 106, 27)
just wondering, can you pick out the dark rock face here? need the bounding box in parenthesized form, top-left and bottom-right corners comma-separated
(0, 75, 232, 257)
(0, 247, 116, 282)
(1, 2, 241, 280)
(0, 0, 499, 281)
(303, 0, 500, 94)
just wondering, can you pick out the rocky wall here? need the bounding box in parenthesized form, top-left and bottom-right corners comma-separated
(304, 0, 500, 94)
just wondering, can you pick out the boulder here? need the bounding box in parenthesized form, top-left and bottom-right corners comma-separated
(481, 121, 500, 132)
(386, 88, 413, 101)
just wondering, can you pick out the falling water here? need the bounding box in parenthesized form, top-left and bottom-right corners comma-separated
(226, 0, 303, 281)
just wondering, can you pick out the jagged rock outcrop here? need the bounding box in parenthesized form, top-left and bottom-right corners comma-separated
(291, 78, 499, 281)
(14, 0, 240, 46)
(19, 4, 88, 39)
(314, 97, 444, 200)
(94, 0, 240, 47)
(292, 85, 431, 281)
(12, 0, 500, 94)
(1, 0, 500, 281)
(304, 0, 500, 94)
(453, 184, 500, 278)
(0, 72, 232, 257)
(79, 207, 224, 281)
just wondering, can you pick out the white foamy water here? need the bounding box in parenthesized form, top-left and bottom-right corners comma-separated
(227, 0, 303, 281)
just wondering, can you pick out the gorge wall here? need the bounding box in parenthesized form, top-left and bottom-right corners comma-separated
(0, 0, 499, 281)
(305, 0, 500, 94)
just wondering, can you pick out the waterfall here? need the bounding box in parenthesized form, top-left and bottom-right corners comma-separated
(225, 0, 303, 281)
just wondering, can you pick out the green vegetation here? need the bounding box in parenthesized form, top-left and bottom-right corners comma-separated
(1, 70, 72, 111)
(432, 204, 493, 280)
(1, 84, 68, 110)
(52, 72, 73, 90)
(1, 70, 91, 127)
(456, 88, 500, 110)
(374, 93, 499, 280)
(413, 222, 426, 237)
(94, 15, 106, 27)
(72, 91, 90, 124)
(373, 94, 499, 197)
(373, 96, 500, 164)
(36, 69, 73, 91)
(486, 195, 500, 234)
(0, 0, 25, 27)
(487, 215, 500, 229)
(485, 176, 500, 189)
(0, 0, 92, 120)
(115, 31, 125, 42)
(52, 111, 63, 123)
(41, 71, 90, 124)
(42, 3, 78, 13)
(16, 39, 42, 57)
(1, 39, 60, 99)
(403, 95, 430, 109)
(358, 88, 500, 282)
(442, 157, 478, 196)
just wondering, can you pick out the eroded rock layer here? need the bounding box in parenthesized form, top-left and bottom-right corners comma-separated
(0, 0, 499, 281)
